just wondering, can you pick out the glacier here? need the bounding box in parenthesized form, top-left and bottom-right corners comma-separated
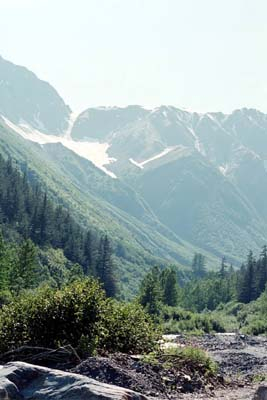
(2, 116, 117, 179)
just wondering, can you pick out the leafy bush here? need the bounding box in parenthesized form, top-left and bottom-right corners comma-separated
(164, 346, 218, 375)
(243, 319, 267, 335)
(0, 279, 106, 354)
(162, 306, 225, 334)
(0, 279, 159, 355)
(0, 290, 13, 307)
(100, 301, 161, 354)
(218, 301, 245, 316)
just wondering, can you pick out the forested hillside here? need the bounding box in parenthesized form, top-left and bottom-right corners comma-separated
(137, 247, 267, 335)
(0, 154, 117, 299)
(2, 54, 267, 296)
(0, 118, 212, 296)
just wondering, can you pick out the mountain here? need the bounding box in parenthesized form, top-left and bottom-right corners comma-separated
(71, 105, 267, 261)
(0, 55, 70, 134)
(0, 116, 206, 296)
(1, 55, 267, 289)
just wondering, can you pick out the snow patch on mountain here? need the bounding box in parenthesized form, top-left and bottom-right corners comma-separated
(219, 164, 229, 176)
(129, 146, 177, 169)
(188, 127, 206, 156)
(64, 112, 80, 140)
(129, 158, 144, 169)
(2, 116, 117, 179)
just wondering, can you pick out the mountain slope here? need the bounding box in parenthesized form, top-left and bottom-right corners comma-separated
(0, 56, 70, 134)
(0, 119, 213, 295)
(2, 55, 267, 276)
(132, 150, 267, 260)
(71, 105, 267, 262)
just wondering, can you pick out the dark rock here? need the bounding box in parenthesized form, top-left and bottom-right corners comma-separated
(253, 386, 267, 400)
(0, 362, 148, 399)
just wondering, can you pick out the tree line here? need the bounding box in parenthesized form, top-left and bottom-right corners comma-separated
(138, 248, 267, 316)
(0, 155, 117, 297)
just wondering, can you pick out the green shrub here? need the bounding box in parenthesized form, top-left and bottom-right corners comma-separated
(164, 346, 218, 375)
(162, 306, 225, 334)
(0, 279, 106, 354)
(243, 319, 267, 335)
(0, 290, 13, 307)
(100, 301, 161, 354)
(0, 279, 159, 356)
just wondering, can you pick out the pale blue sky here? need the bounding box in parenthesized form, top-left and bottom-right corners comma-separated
(1, 0, 267, 113)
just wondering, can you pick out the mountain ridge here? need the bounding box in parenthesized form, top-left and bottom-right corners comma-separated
(1, 55, 267, 280)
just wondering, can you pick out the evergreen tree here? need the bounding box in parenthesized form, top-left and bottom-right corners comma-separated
(96, 236, 117, 297)
(237, 251, 256, 303)
(39, 192, 52, 245)
(192, 253, 206, 279)
(161, 268, 179, 306)
(0, 232, 10, 291)
(139, 266, 162, 315)
(258, 245, 267, 294)
(0, 154, 103, 275)
(11, 239, 37, 293)
(219, 256, 227, 279)
(83, 231, 97, 276)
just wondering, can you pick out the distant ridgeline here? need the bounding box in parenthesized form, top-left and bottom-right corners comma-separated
(0, 154, 117, 298)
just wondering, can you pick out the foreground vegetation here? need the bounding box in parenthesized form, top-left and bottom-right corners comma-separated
(0, 278, 159, 356)
(1, 152, 267, 388)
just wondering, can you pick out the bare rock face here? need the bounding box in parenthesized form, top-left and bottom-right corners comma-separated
(0, 362, 148, 400)
(253, 386, 267, 400)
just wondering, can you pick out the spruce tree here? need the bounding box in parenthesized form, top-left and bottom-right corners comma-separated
(161, 268, 179, 306)
(96, 235, 117, 297)
(258, 245, 267, 294)
(39, 192, 52, 245)
(12, 239, 37, 293)
(192, 253, 206, 279)
(219, 256, 227, 279)
(139, 266, 162, 315)
(83, 231, 97, 276)
(237, 251, 256, 303)
(0, 233, 10, 291)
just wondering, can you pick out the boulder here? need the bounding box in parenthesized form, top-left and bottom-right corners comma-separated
(0, 361, 148, 399)
(253, 386, 267, 400)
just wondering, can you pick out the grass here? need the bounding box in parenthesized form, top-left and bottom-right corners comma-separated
(162, 306, 225, 334)
(163, 346, 218, 375)
(252, 374, 267, 383)
(142, 346, 218, 377)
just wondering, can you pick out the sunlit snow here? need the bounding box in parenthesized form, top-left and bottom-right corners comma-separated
(188, 127, 206, 156)
(219, 165, 228, 176)
(129, 158, 144, 169)
(2, 116, 117, 179)
(129, 146, 176, 169)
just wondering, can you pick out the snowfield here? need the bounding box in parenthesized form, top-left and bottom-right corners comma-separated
(2, 116, 117, 179)
(129, 146, 177, 169)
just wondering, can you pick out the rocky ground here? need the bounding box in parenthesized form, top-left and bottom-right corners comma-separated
(173, 333, 267, 399)
(72, 351, 219, 398)
(72, 334, 267, 399)
(1, 334, 267, 399)
(171, 333, 267, 378)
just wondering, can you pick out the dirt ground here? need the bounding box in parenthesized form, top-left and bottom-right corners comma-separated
(172, 333, 267, 399)
(72, 334, 267, 399)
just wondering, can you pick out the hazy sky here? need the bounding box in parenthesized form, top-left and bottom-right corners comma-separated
(1, 0, 267, 113)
